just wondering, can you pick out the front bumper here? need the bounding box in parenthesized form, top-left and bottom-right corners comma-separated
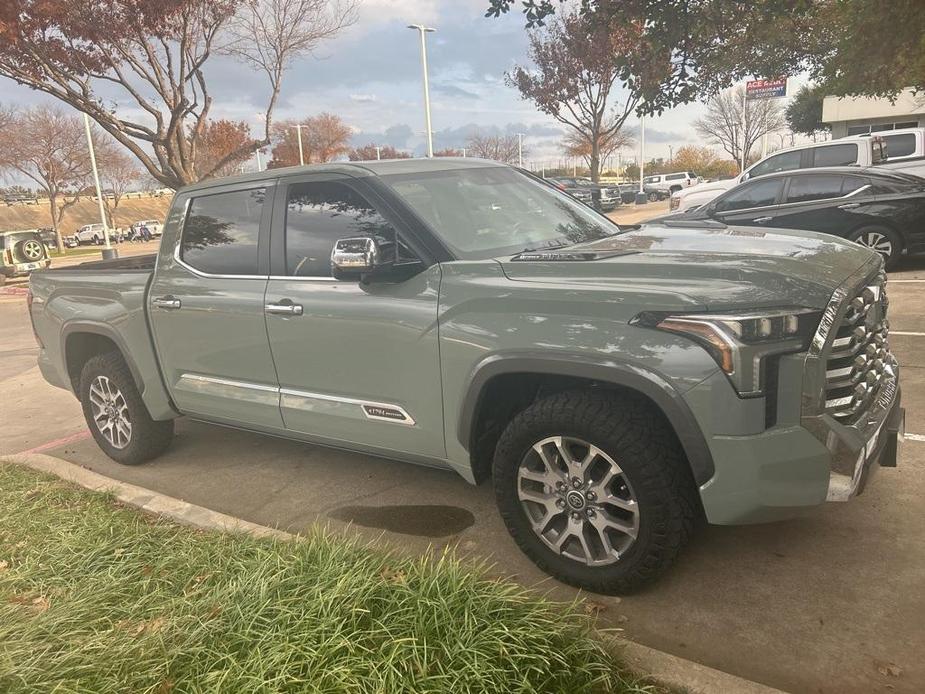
(691, 258, 902, 525)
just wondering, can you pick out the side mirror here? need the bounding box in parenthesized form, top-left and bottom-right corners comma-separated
(739, 172, 750, 182)
(330, 236, 382, 280)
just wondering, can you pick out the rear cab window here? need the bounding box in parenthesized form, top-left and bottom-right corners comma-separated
(811, 143, 859, 167)
(180, 188, 266, 275)
(883, 133, 917, 158)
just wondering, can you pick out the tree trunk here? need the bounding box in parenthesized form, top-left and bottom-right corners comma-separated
(589, 139, 601, 183)
(48, 193, 64, 255)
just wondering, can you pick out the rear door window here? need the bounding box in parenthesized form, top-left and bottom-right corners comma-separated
(784, 175, 846, 203)
(714, 179, 783, 212)
(811, 143, 859, 167)
(180, 188, 265, 276)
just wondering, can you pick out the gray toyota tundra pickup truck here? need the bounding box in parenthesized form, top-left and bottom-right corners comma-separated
(28, 158, 904, 593)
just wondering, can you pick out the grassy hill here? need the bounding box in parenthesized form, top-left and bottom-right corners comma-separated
(0, 195, 173, 233)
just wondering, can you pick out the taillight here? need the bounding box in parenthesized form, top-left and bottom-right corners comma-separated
(3, 249, 12, 265)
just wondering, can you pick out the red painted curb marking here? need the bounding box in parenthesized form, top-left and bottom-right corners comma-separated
(19, 429, 92, 455)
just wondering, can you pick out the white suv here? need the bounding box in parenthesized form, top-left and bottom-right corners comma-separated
(643, 172, 700, 196)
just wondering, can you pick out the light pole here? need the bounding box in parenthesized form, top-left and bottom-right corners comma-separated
(517, 133, 524, 167)
(408, 24, 436, 158)
(375, 146, 381, 161)
(635, 114, 647, 205)
(83, 113, 114, 257)
(294, 124, 304, 165)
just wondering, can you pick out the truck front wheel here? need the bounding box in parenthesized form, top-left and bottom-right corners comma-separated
(492, 389, 699, 594)
(78, 351, 174, 465)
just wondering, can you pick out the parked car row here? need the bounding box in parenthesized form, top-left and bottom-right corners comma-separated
(72, 220, 163, 245)
(653, 166, 925, 270)
(670, 127, 925, 213)
(547, 177, 623, 212)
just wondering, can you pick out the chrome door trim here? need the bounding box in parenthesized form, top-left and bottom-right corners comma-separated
(280, 387, 416, 426)
(175, 374, 416, 426)
(176, 374, 281, 407)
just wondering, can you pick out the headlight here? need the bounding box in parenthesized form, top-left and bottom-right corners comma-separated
(631, 307, 821, 396)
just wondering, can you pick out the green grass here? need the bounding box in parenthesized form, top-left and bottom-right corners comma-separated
(47, 247, 108, 258)
(0, 465, 666, 694)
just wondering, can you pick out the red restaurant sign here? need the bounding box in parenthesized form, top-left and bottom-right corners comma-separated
(746, 78, 788, 99)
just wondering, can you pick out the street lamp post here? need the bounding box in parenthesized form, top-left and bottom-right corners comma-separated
(635, 114, 647, 205)
(83, 113, 115, 258)
(408, 24, 436, 158)
(517, 133, 524, 167)
(294, 124, 304, 165)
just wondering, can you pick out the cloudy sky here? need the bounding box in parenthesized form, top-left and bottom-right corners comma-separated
(2, 0, 787, 169)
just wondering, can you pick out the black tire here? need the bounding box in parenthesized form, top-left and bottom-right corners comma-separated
(493, 389, 700, 594)
(78, 351, 174, 465)
(647, 192, 658, 202)
(847, 226, 903, 271)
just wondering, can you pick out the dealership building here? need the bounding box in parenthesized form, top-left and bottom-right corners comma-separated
(822, 88, 925, 138)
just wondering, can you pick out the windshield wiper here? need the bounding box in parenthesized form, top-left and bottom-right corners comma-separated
(518, 241, 570, 253)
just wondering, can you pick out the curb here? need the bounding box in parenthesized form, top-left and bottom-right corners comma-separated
(1, 451, 787, 694)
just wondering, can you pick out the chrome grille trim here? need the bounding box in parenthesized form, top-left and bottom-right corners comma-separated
(822, 270, 896, 422)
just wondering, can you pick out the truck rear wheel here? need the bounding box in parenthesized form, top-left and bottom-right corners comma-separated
(492, 389, 699, 594)
(78, 351, 174, 465)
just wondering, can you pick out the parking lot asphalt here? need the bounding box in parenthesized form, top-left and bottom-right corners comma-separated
(2, 251, 924, 694)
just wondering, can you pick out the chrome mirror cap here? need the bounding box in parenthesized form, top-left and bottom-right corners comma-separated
(331, 236, 380, 278)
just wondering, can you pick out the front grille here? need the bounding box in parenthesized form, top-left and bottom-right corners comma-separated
(823, 272, 895, 422)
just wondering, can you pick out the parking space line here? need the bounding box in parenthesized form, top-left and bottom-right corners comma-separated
(891, 331, 925, 336)
(889, 279, 925, 283)
(905, 433, 925, 442)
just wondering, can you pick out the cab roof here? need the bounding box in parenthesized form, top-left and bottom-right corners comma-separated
(179, 157, 505, 194)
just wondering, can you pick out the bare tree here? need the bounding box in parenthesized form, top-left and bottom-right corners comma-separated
(0, 106, 93, 251)
(507, 11, 638, 182)
(100, 149, 142, 212)
(465, 134, 524, 164)
(0, 0, 356, 189)
(348, 144, 411, 161)
(269, 113, 352, 167)
(561, 125, 633, 172)
(694, 87, 786, 172)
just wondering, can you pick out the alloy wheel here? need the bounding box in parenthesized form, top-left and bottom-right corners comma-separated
(88, 375, 132, 449)
(855, 231, 892, 259)
(517, 436, 639, 567)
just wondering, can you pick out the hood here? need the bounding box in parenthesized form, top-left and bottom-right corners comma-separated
(498, 223, 879, 312)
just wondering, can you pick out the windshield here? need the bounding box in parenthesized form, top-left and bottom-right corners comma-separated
(381, 166, 620, 260)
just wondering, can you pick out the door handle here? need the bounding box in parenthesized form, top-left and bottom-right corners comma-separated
(838, 202, 861, 210)
(265, 302, 303, 316)
(152, 296, 181, 310)
(752, 216, 774, 224)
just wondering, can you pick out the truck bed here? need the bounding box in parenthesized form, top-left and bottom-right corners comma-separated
(58, 253, 158, 272)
